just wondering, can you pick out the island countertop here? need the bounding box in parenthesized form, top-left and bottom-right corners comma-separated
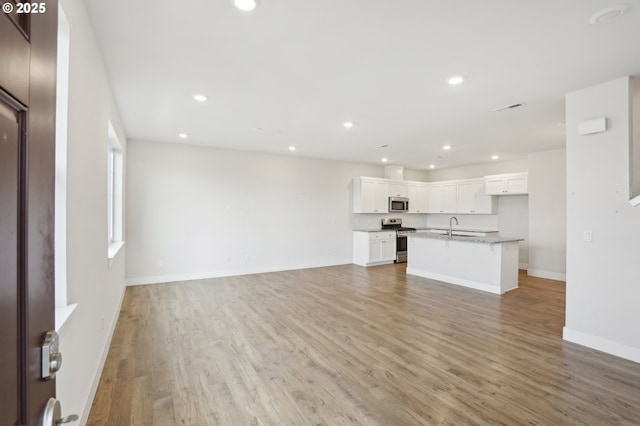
(409, 233, 524, 245)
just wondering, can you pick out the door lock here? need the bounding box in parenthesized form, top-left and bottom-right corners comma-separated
(42, 330, 62, 380)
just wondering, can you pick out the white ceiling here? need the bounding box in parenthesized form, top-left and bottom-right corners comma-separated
(85, 0, 640, 170)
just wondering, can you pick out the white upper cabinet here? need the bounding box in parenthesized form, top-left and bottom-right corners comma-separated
(427, 183, 457, 213)
(407, 183, 429, 213)
(353, 177, 389, 213)
(485, 172, 528, 195)
(388, 182, 408, 198)
(456, 180, 496, 214)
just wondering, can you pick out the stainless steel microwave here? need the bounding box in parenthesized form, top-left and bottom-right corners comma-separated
(389, 197, 409, 213)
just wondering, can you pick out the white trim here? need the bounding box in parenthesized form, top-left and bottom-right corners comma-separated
(107, 241, 125, 260)
(54, 303, 78, 333)
(79, 285, 126, 425)
(518, 262, 529, 269)
(563, 327, 640, 364)
(126, 259, 353, 286)
(527, 268, 566, 282)
(54, 4, 70, 309)
(630, 194, 640, 207)
(406, 268, 513, 295)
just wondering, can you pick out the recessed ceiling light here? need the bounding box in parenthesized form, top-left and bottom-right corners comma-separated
(442, 145, 451, 151)
(491, 155, 499, 160)
(589, 4, 630, 25)
(429, 164, 435, 169)
(343, 122, 354, 128)
(447, 76, 464, 85)
(178, 133, 188, 139)
(193, 94, 207, 102)
(381, 158, 388, 163)
(288, 146, 296, 151)
(233, 0, 259, 12)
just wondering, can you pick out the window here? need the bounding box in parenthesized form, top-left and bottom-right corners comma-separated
(107, 121, 124, 259)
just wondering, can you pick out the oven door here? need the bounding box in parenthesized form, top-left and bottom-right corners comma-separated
(396, 234, 408, 263)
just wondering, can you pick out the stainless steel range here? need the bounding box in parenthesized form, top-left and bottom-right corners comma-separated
(381, 218, 416, 263)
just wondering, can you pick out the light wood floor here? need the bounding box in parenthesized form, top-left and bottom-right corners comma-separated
(88, 264, 640, 425)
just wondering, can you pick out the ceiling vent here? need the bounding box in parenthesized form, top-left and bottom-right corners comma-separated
(493, 103, 526, 112)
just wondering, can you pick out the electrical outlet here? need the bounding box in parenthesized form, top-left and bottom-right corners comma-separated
(583, 231, 593, 242)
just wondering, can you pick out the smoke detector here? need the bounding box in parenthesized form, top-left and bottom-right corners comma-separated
(589, 4, 630, 25)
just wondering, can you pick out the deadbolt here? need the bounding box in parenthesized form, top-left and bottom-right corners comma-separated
(42, 330, 62, 380)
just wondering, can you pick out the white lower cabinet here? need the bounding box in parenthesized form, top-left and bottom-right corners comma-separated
(353, 231, 396, 266)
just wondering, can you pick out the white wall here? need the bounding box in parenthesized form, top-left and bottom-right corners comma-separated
(528, 149, 566, 280)
(564, 76, 640, 363)
(497, 195, 529, 269)
(56, 0, 128, 422)
(126, 141, 384, 284)
(425, 159, 529, 181)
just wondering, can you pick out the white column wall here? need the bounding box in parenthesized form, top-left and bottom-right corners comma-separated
(564, 76, 640, 362)
(527, 149, 566, 281)
(55, 0, 128, 422)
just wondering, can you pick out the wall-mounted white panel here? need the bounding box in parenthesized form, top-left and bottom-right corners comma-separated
(578, 117, 607, 135)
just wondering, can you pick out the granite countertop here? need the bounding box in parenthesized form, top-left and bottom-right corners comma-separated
(410, 233, 523, 244)
(353, 227, 500, 234)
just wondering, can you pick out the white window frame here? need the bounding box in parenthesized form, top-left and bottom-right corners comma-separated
(107, 121, 124, 260)
(54, 4, 78, 331)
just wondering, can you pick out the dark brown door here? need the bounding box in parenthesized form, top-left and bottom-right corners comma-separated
(1, 1, 58, 425)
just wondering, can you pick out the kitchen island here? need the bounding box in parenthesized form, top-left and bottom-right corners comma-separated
(406, 233, 523, 295)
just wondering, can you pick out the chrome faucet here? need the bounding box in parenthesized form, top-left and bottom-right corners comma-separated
(448, 217, 459, 238)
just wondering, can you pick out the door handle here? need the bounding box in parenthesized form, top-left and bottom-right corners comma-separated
(42, 330, 62, 380)
(42, 398, 79, 426)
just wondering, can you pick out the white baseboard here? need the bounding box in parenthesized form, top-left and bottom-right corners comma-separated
(527, 268, 566, 282)
(406, 268, 503, 295)
(79, 282, 127, 425)
(563, 327, 640, 364)
(126, 259, 353, 286)
(518, 262, 529, 270)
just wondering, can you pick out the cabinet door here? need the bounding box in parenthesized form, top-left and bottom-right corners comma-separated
(373, 182, 389, 212)
(443, 184, 457, 213)
(408, 184, 428, 213)
(360, 180, 377, 212)
(456, 182, 476, 213)
(427, 185, 443, 213)
(357, 180, 388, 213)
(485, 178, 505, 195)
(506, 176, 527, 194)
(381, 239, 396, 261)
(368, 240, 382, 262)
(388, 182, 408, 197)
(473, 182, 495, 213)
